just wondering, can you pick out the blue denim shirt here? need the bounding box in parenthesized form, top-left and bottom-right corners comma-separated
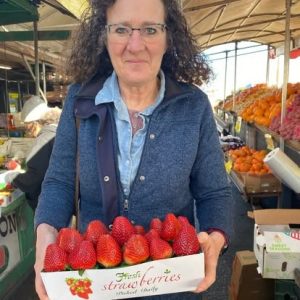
(95, 71, 165, 196)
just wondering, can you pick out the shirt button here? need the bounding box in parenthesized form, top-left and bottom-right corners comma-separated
(103, 176, 110, 182)
(98, 136, 103, 142)
(126, 160, 130, 165)
(149, 133, 155, 140)
(139, 175, 145, 181)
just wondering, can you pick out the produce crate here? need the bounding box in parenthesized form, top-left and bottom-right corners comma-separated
(274, 279, 300, 300)
(233, 171, 281, 194)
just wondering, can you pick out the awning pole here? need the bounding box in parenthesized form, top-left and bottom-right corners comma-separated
(266, 45, 270, 85)
(280, 0, 291, 151)
(22, 55, 47, 102)
(4, 70, 9, 136)
(33, 20, 40, 96)
(17, 81, 22, 110)
(223, 50, 228, 108)
(232, 42, 238, 111)
(42, 61, 47, 95)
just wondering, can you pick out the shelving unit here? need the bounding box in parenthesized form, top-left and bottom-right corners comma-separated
(216, 108, 300, 208)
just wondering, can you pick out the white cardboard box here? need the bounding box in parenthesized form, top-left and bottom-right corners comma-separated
(248, 209, 300, 279)
(41, 253, 204, 300)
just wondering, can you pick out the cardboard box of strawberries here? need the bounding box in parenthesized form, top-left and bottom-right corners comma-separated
(41, 213, 204, 299)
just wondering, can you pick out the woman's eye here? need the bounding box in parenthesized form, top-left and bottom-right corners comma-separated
(115, 26, 129, 35)
(144, 27, 157, 35)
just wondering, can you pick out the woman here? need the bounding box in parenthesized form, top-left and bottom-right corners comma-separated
(4, 96, 61, 210)
(34, 0, 233, 299)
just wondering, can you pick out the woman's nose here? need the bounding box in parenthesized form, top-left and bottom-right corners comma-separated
(126, 30, 146, 51)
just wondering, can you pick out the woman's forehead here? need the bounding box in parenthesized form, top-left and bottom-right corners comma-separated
(106, 0, 165, 23)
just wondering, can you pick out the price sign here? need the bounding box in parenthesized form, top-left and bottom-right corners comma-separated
(225, 160, 233, 174)
(235, 117, 242, 133)
(265, 134, 275, 151)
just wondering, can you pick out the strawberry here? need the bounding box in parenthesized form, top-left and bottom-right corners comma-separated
(96, 234, 122, 268)
(123, 234, 149, 265)
(57, 228, 83, 253)
(44, 243, 67, 272)
(172, 224, 200, 256)
(85, 220, 109, 245)
(144, 229, 160, 244)
(134, 225, 146, 235)
(150, 218, 162, 234)
(149, 237, 173, 260)
(77, 291, 89, 299)
(160, 213, 180, 241)
(68, 240, 97, 270)
(111, 216, 135, 246)
(177, 216, 190, 227)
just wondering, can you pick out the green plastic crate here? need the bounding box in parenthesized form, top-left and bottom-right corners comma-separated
(0, 194, 35, 299)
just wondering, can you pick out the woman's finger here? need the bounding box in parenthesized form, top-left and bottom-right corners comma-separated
(194, 232, 218, 293)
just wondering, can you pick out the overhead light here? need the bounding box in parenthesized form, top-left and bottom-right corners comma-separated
(0, 65, 12, 70)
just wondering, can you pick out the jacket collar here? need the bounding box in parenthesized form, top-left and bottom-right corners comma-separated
(74, 72, 195, 119)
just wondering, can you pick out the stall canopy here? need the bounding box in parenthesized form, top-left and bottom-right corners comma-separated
(55, 0, 87, 19)
(0, 0, 79, 71)
(0, 0, 38, 26)
(182, 0, 300, 50)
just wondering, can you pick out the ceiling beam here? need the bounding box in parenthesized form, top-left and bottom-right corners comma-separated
(0, 31, 71, 41)
(184, 0, 240, 13)
(196, 14, 300, 37)
(55, 0, 88, 19)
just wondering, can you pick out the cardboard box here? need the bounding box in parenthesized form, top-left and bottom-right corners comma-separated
(228, 250, 274, 300)
(41, 253, 204, 300)
(235, 171, 281, 193)
(248, 209, 300, 279)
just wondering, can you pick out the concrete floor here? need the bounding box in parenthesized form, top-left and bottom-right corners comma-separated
(5, 184, 254, 300)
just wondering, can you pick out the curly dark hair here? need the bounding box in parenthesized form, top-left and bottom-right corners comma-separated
(66, 0, 212, 85)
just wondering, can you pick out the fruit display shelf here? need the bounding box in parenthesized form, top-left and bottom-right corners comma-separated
(229, 170, 281, 208)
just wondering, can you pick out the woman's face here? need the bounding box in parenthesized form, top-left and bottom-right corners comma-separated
(106, 0, 167, 87)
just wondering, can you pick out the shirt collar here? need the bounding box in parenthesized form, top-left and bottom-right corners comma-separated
(95, 70, 166, 116)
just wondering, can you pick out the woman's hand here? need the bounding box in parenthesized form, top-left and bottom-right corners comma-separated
(34, 223, 58, 300)
(194, 231, 226, 293)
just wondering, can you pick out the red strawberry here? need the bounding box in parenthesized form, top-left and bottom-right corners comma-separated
(111, 216, 135, 246)
(123, 234, 149, 265)
(160, 213, 180, 241)
(134, 225, 145, 235)
(85, 220, 109, 245)
(96, 234, 122, 268)
(150, 218, 162, 234)
(149, 238, 173, 260)
(44, 243, 67, 272)
(172, 224, 200, 256)
(177, 216, 190, 227)
(144, 229, 160, 244)
(68, 240, 97, 270)
(57, 228, 83, 253)
(77, 291, 89, 299)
